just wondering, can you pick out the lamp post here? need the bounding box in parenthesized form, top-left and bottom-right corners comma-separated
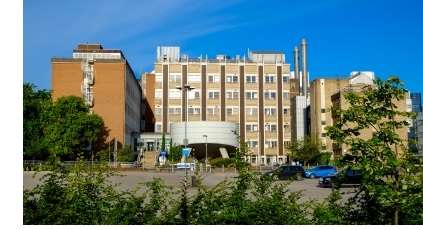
(203, 135, 208, 164)
(176, 85, 195, 169)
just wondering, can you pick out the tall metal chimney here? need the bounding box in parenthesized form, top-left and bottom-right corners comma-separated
(293, 46, 300, 80)
(301, 39, 308, 97)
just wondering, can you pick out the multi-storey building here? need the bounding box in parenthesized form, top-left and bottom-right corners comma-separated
(140, 46, 298, 165)
(51, 44, 143, 150)
(406, 92, 422, 152)
(309, 71, 376, 154)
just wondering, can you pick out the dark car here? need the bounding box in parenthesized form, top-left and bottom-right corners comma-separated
(265, 165, 305, 180)
(304, 165, 337, 179)
(318, 169, 363, 188)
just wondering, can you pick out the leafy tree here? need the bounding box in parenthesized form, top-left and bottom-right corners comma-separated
(117, 146, 136, 162)
(325, 76, 422, 224)
(23, 83, 51, 160)
(168, 141, 182, 163)
(43, 95, 105, 161)
(285, 133, 322, 165)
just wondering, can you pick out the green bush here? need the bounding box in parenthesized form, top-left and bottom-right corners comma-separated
(210, 157, 236, 167)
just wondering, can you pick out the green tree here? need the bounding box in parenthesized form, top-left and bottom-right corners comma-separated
(23, 83, 51, 160)
(285, 133, 322, 165)
(43, 95, 105, 161)
(117, 146, 136, 162)
(168, 141, 182, 163)
(325, 76, 422, 224)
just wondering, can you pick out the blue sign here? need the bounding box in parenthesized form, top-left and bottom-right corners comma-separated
(182, 148, 190, 156)
(160, 150, 167, 156)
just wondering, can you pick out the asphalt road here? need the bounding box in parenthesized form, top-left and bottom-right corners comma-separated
(23, 170, 357, 203)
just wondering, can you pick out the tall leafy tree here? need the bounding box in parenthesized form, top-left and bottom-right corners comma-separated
(325, 76, 422, 224)
(285, 133, 322, 166)
(23, 83, 51, 160)
(43, 95, 105, 160)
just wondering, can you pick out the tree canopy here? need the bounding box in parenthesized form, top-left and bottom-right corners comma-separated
(23, 83, 51, 159)
(285, 133, 322, 165)
(325, 76, 422, 224)
(43, 95, 105, 160)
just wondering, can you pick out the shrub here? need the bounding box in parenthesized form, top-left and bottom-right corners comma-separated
(210, 157, 236, 167)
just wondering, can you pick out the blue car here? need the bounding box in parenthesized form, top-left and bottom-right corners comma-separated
(304, 165, 337, 179)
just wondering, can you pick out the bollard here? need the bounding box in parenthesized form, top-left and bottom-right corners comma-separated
(200, 164, 203, 173)
(191, 175, 197, 187)
(222, 164, 225, 173)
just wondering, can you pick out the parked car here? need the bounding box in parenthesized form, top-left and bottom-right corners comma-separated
(318, 169, 363, 188)
(265, 165, 305, 180)
(304, 165, 337, 179)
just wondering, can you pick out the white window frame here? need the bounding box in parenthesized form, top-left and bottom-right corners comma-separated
(265, 75, 276, 83)
(246, 107, 258, 116)
(208, 74, 220, 83)
(155, 74, 163, 82)
(226, 90, 239, 99)
(264, 91, 276, 99)
(246, 90, 258, 99)
(155, 89, 163, 98)
(264, 107, 277, 116)
(169, 89, 181, 99)
(226, 107, 239, 115)
(207, 107, 220, 115)
(169, 107, 182, 115)
(169, 73, 182, 83)
(208, 90, 220, 99)
(188, 107, 201, 115)
(188, 73, 201, 83)
(246, 75, 257, 83)
(226, 74, 238, 83)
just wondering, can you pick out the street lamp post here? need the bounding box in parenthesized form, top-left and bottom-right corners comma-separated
(203, 135, 208, 164)
(176, 85, 195, 170)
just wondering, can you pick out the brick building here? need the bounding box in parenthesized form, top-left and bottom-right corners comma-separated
(51, 44, 143, 150)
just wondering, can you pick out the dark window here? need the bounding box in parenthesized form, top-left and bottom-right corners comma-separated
(321, 109, 326, 113)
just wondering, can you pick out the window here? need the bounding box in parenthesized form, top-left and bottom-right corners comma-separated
(283, 76, 289, 83)
(155, 74, 163, 82)
(321, 120, 326, 125)
(169, 107, 181, 115)
(208, 74, 220, 83)
(283, 91, 290, 99)
(283, 124, 290, 132)
(227, 75, 238, 83)
(155, 107, 162, 115)
(265, 124, 277, 132)
(194, 91, 200, 99)
(283, 108, 290, 116)
(207, 107, 220, 115)
(264, 107, 276, 116)
(246, 107, 258, 116)
(188, 107, 201, 115)
(246, 124, 258, 132)
(247, 140, 258, 148)
(246, 75, 257, 83)
(284, 140, 291, 146)
(208, 91, 219, 99)
(264, 91, 276, 99)
(188, 73, 201, 83)
(226, 90, 239, 99)
(265, 75, 276, 83)
(246, 91, 258, 99)
(169, 89, 181, 99)
(291, 82, 296, 88)
(265, 140, 277, 148)
(155, 89, 162, 98)
(321, 109, 326, 113)
(226, 107, 239, 115)
(155, 123, 162, 132)
(322, 133, 326, 137)
(169, 74, 181, 83)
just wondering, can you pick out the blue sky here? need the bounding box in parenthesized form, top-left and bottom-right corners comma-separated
(23, 0, 423, 93)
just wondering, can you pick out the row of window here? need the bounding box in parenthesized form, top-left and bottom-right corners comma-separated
(156, 107, 290, 116)
(156, 90, 290, 99)
(156, 74, 290, 84)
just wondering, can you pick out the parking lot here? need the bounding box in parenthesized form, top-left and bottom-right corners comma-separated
(23, 170, 357, 203)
